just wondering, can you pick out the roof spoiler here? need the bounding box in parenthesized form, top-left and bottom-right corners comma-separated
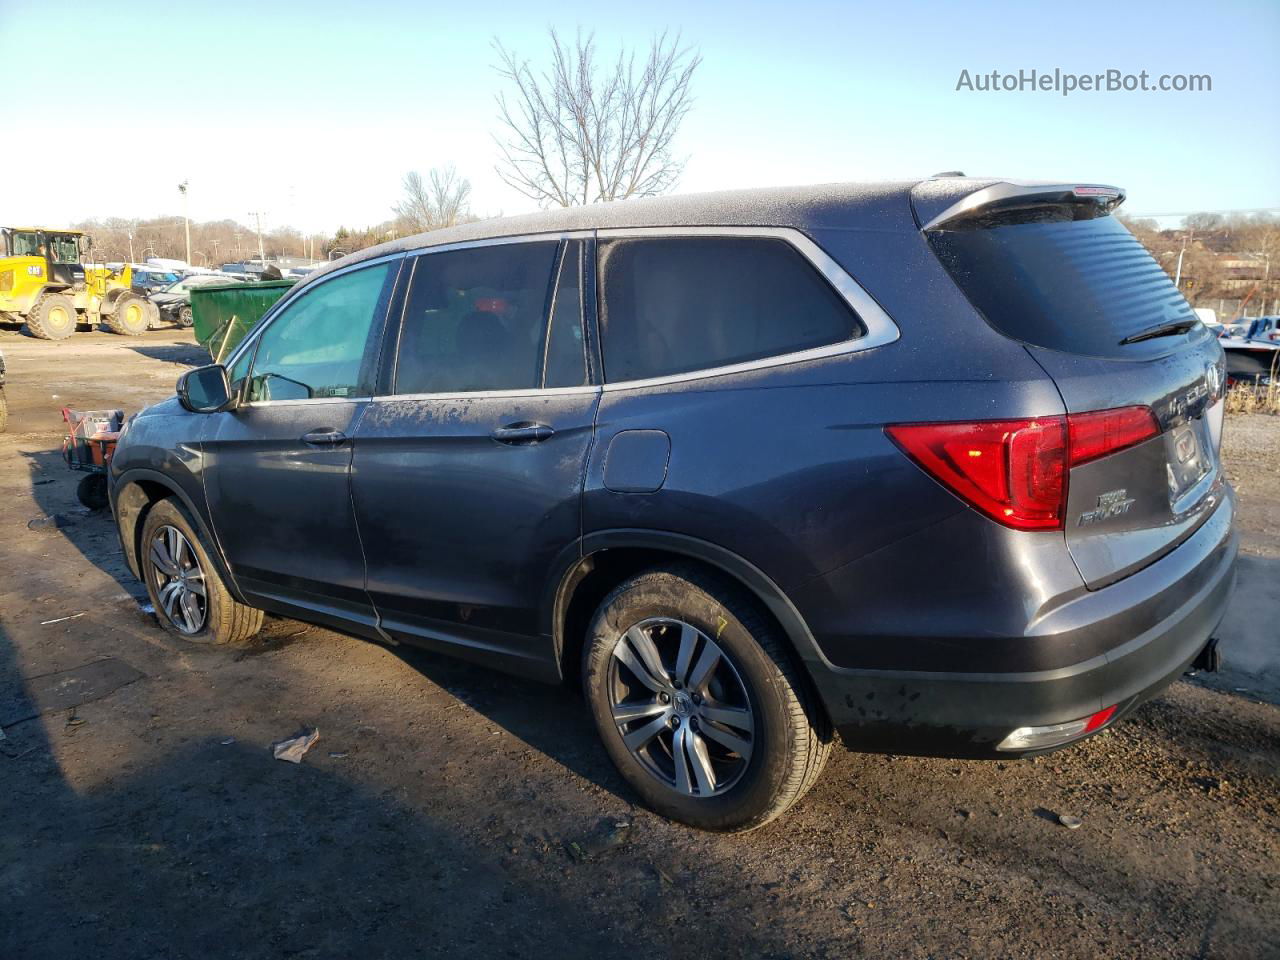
(919, 182, 1125, 232)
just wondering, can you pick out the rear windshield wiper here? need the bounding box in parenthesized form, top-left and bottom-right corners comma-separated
(1119, 319, 1198, 345)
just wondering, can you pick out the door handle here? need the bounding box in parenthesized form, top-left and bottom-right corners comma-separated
(491, 422, 555, 445)
(301, 428, 348, 446)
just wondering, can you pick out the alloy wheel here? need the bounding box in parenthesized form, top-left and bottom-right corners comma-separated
(608, 617, 755, 798)
(148, 524, 207, 634)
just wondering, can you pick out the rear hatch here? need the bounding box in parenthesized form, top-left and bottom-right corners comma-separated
(917, 181, 1227, 588)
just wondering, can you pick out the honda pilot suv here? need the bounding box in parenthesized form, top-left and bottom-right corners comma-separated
(110, 178, 1236, 831)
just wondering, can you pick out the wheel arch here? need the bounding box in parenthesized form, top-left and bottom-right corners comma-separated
(548, 530, 830, 691)
(112, 468, 245, 603)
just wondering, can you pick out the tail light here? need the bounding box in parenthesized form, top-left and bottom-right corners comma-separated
(886, 406, 1158, 532)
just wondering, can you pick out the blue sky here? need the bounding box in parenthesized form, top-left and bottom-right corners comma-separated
(1, 0, 1276, 234)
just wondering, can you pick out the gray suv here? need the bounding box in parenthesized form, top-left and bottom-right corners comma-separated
(110, 178, 1236, 831)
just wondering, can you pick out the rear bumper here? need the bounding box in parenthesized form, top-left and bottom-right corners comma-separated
(807, 489, 1238, 758)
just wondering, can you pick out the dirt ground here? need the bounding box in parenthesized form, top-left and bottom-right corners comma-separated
(1, 329, 1277, 960)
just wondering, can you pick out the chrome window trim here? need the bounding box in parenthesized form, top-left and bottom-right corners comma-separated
(221, 251, 408, 374)
(399, 230, 594, 261)
(242, 396, 374, 408)
(593, 226, 899, 392)
(372, 384, 600, 404)
(230, 225, 900, 405)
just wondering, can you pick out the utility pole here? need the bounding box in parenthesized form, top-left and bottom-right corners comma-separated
(1174, 236, 1187, 288)
(179, 181, 191, 267)
(248, 211, 266, 264)
(127, 231, 134, 262)
(212, 238, 221, 263)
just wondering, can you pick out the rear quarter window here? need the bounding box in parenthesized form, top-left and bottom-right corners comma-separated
(598, 236, 863, 382)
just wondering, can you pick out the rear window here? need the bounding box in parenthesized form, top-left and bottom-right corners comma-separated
(598, 236, 863, 382)
(928, 210, 1199, 358)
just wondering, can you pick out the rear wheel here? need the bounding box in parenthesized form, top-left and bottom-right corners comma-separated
(25, 293, 78, 340)
(582, 565, 832, 832)
(139, 498, 264, 645)
(106, 293, 151, 336)
(76, 473, 109, 510)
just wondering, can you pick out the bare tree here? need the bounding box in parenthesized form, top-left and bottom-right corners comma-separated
(492, 29, 701, 207)
(394, 166, 474, 232)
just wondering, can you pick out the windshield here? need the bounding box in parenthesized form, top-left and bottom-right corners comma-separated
(7, 231, 40, 257)
(161, 278, 190, 293)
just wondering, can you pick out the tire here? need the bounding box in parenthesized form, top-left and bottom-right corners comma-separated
(105, 293, 151, 336)
(177, 304, 194, 328)
(24, 293, 78, 340)
(139, 498, 264, 645)
(76, 473, 109, 510)
(582, 564, 832, 832)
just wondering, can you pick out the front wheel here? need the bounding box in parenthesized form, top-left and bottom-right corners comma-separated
(105, 293, 151, 335)
(583, 566, 832, 832)
(177, 304, 194, 328)
(139, 498, 264, 644)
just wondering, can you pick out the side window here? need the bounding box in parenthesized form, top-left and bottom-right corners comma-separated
(597, 236, 864, 382)
(394, 241, 559, 394)
(227, 337, 255, 393)
(543, 241, 588, 388)
(246, 262, 393, 402)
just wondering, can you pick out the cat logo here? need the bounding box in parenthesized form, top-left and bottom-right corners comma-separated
(1078, 489, 1136, 526)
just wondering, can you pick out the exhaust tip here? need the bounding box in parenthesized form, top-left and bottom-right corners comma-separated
(1187, 638, 1222, 675)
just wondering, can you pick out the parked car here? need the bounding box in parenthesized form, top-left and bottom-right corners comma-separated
(131, 266, 182, 294)
(150, 274, 245, 328)
(1245, 316, 1280, 343)
(109, 179, 1236, 831)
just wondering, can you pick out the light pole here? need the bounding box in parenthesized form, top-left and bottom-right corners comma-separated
(248, 211, 266, 264)
(1173, 236, 1187, 288)
(178, 181, 191, 267)
(127, 231, 134, 263)
(212, 238, 221, 263)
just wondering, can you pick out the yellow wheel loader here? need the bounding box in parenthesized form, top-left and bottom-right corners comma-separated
(0, 227, 159, 340)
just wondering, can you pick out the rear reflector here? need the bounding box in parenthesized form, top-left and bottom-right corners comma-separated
(996, 705, 1118, 751)
(886, 406, 1158, 532)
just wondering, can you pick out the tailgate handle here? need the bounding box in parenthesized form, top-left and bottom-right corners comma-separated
(492, 422, 555, 445)
(301, 428, 348, 446)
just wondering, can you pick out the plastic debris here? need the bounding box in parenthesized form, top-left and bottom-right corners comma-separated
(41, 613, 86, 626)
(1058, 814, 1083, 830)
(220, 737, 236, 746)
(272, 727, 320, 763)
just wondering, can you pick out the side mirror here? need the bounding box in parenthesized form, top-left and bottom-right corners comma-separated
(177, 364, 235, 413)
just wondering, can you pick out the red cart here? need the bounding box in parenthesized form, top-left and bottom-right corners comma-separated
(61, 407, 124, 509)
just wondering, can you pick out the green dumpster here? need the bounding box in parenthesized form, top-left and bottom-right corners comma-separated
(190, 279, 298, 363)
